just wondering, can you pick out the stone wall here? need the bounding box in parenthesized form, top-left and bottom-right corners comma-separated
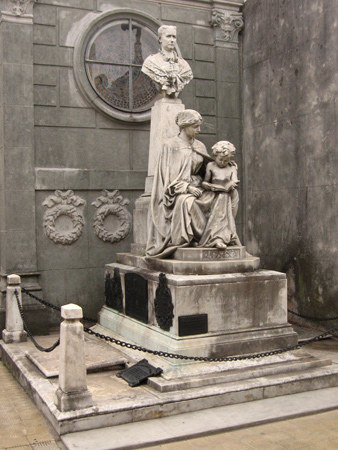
(242, 0, 338, 322)
(0, 0, 244, 329)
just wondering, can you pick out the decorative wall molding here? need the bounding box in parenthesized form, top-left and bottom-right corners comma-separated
(42, 190, 86, 245)
(210, 8, 244, 48)
(92, 190, 131, 243)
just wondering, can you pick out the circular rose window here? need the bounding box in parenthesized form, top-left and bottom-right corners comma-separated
(74, 10, 161, 122)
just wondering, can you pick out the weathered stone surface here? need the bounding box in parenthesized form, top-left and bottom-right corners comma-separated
(4, 63, 33, 106)
(34, 4, 57, 25)
(217, 82, 240, 118)
(195, 44, 214, 62)
(34, 65, 58, 86)
(33, 25, 57, 46)
(216, 47, 239, 82)
(38, 0, 94, 9)
(58, 8, 91, 47)
(161, 5, 209, 26)
(2, 22, 32, 64)
(196, 80, 216, 98)
(196, 97, 216, 116)
(97, 0, 160, 18)
(4, 106, 33, 147)
(59, 68, 88, 108)
(34, 85, 57, 106)
(192, 61, 216, 80)
(33, 44, 73, 67)
(34, 106, 95, 128)
(194, 26, 214, 45)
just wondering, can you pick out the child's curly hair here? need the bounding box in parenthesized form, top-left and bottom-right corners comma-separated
(211, 141, 236, 157)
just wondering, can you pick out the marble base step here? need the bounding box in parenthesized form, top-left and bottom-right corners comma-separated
(2, 338, 338, 437)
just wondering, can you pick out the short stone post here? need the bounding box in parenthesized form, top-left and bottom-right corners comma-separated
(2, 274, 27, 343)
(55, 304, 93, 412)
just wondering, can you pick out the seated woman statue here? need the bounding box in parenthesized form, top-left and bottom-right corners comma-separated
(146, 109, 211, 258)
(147, 109, 242, 258)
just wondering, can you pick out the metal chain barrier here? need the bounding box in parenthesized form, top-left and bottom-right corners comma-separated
(288, 309, 338, 321)
(15, 290, 60, 352)
(20, 287, 338, 360)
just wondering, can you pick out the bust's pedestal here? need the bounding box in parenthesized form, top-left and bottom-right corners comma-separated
(98, 247, 297, 358)
(133, 97, 185, 254)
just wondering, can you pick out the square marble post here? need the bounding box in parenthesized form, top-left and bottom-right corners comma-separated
(2, 274, 27, 343)
(55, 304, 93, 412)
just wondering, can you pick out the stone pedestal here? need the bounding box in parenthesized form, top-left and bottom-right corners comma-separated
(2, 274, 27, 344)
(133, 98, 185, 252)
(99, 248, 297, 358)
(55, 304, 93, 412)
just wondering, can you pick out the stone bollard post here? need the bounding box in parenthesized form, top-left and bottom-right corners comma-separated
(2, 274, 27, 343)
(54, 304, 93, 412)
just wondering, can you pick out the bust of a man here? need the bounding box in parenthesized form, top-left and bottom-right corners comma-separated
(141, 25, 193, 97)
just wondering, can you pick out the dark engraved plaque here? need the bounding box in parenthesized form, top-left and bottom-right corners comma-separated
(105, 269, 123, 312)
(125, 272, 148, 323)
(178, 314, 208, 337)
(155, 273, 174, 331)
(116, 359, 163, 387)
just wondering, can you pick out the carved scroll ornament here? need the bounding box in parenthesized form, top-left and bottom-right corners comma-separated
(210, 9, 244, 46)
(42, 190, 86, 245)
(92, 190, 131, 243)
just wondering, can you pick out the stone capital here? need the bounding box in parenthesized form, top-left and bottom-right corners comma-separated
(0, 0, 37, 23)
(210, 8, 244, 48)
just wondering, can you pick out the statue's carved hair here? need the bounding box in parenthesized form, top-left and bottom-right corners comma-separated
(175, 110, 202, 129)
(211, 141, 236, 157)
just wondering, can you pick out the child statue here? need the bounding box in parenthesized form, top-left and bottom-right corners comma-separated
(199, 140, 241, 249)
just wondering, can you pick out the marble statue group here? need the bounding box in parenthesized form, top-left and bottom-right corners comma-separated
(142, 25, 241, 258)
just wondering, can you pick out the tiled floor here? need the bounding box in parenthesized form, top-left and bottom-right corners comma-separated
(0, 362, 64, 450)
(137, 411, 338, 449)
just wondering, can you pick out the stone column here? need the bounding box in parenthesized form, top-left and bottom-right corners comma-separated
(210, 0, 245, 240)
(0, 0, 45, 334)
(55, 304, 93, 412)
(2, 274, 27, 343)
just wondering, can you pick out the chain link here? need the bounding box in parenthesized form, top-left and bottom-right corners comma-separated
(14, 290, 60, 352)
(19, 288, 338, 361)
(288, 309, 338, 321)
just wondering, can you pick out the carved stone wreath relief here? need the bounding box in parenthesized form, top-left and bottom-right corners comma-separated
(43, 190, 86, 245)
(42, 189, 131, 245)
(92, 190, 132, 243)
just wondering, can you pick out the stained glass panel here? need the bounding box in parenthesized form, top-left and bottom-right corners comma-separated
(86, 63, 130, 110)
(85, 19, 159, 113)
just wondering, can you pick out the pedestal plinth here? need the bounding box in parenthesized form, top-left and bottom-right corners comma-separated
(98, 248, 297, 358)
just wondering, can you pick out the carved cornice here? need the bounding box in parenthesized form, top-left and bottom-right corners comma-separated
(211, 8, 244, 48)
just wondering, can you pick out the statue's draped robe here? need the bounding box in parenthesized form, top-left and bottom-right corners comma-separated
(146, 136, 214, 258)
(141, 52, 193, 96)
(198, 163, 240, 248)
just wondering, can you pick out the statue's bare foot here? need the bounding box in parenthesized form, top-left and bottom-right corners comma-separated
(215, 240, 227, 249)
